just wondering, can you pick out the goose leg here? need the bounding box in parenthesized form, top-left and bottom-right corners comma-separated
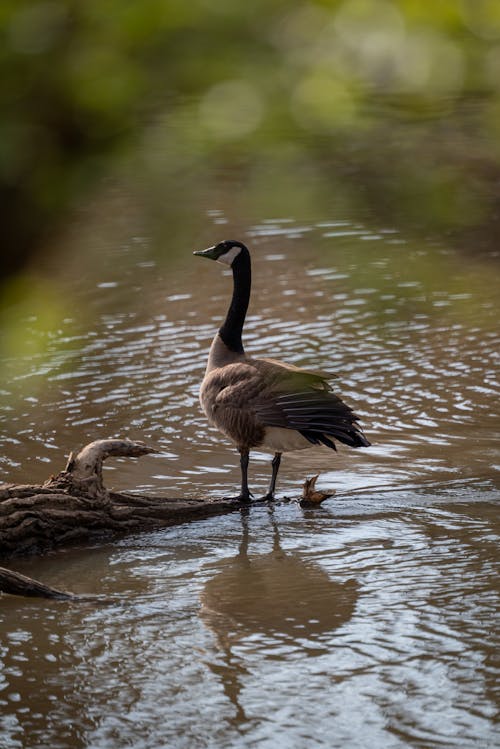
(261, 452, 282, 501)
(225, 448, 251, 502)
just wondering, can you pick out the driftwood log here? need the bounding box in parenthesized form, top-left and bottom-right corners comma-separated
(0, 438, 246, 598)
(0, 438, 334, 598)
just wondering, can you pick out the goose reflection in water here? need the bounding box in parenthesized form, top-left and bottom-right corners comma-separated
(199, 510, 358, 723)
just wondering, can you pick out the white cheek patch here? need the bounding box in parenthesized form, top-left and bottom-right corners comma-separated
(217, 246, 242, 266)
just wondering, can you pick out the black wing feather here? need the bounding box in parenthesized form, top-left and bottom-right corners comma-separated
(255, 389, 370, 449)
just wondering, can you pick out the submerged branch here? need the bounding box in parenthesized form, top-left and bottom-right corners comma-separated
(0, 566, 74, 599)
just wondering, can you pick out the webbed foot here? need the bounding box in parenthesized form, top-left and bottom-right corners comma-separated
(259, 492, 276, 502)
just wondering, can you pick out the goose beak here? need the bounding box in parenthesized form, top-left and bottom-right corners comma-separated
(193, 245, 218, 259)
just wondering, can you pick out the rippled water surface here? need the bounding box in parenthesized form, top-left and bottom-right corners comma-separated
(1, 214, 499, 747)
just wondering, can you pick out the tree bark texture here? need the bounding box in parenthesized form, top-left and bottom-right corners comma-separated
(0, 439, 241, 565)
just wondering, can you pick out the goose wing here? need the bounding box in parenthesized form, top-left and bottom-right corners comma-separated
(259, 357, 338, 383)
(251, 359, 370, 449)
(255, 390, 370, 449)
(206, 358, 369, 450)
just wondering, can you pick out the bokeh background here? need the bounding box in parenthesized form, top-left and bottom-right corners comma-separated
(1, 7, 500, 747)
(1, 0, 499, 484)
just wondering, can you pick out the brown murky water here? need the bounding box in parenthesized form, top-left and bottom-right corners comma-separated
(1, 216, 499, 747)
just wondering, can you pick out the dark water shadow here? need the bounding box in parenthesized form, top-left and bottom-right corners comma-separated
(199, 509, 358, 725)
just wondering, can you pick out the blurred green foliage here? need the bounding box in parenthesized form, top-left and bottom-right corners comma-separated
(2, 0, 500, 277)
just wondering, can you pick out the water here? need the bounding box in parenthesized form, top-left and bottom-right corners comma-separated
(1, 212, 499, 746)
(1, 501, 498, 748)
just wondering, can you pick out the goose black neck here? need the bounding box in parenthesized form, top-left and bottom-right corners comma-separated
(219, 247, 251, 354)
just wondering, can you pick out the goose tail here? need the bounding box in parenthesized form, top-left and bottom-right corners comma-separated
(299, 425, 370, 451)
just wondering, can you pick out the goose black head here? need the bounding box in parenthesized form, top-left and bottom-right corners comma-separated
(194, 240, 246, 266)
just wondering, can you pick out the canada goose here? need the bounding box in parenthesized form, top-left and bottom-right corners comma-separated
(194, 240, 370, 501)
